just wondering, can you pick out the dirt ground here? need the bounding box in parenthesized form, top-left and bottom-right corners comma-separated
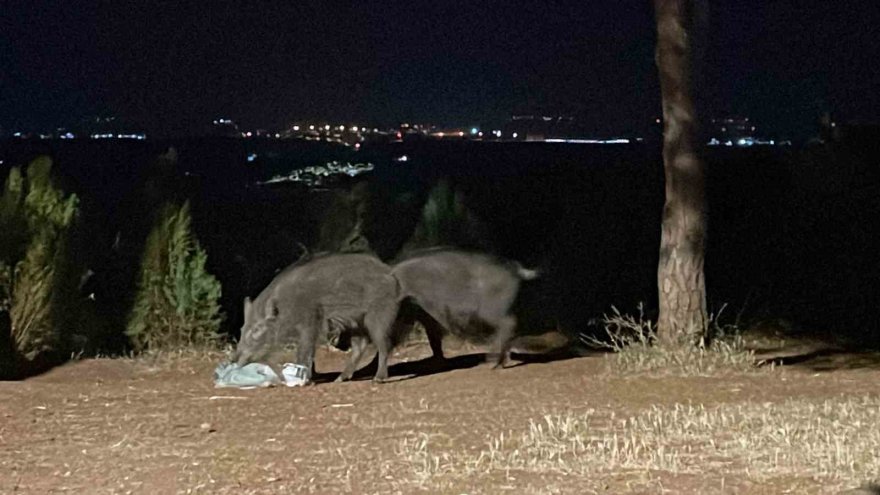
(1, 340, 879, 495)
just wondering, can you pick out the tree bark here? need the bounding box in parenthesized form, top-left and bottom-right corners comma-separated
(654, 0, 708, 344)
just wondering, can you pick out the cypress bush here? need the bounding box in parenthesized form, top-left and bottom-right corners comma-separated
(0, 157, 79, 362)
(404, 179, 488, 251)
(126, 201, 223, 352)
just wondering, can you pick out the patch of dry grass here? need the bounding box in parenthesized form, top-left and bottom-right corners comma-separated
(131, 345, 230, 374)
(397, 396, 880, 491)
(582, 305, 762, 376)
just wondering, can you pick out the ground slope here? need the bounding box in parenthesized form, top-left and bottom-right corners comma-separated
(1, 343, 879, 494)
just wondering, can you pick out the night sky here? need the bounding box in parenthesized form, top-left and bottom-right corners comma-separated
(2, 1, 878, 138)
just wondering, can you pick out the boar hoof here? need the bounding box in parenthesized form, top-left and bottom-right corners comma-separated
(488, 354, 508, 369)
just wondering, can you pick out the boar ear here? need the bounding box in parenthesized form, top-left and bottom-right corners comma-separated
(265, 298, 278, 320)
(243, 297, 253, 322)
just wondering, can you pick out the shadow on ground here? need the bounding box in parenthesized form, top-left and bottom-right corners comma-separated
(754, 342, 880, 372)
(0, 353, 68, 381)
(312, 347, 591, 383)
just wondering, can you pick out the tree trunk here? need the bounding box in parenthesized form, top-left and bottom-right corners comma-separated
(654, 0, 708, 344)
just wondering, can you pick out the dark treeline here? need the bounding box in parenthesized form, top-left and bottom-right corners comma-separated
(1, 133, 878, 353)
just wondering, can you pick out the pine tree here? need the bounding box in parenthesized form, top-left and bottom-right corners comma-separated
(654, 0, 709, 344)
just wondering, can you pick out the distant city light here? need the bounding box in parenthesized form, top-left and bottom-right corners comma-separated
(361, 127, 367, 132)
(708, 136, 782, 147)
(478, 131, 483, 137)
(259, 161, 374, 187)
(393, 155, 408, 162)
(324, 125, 330, 130)
(350, 126, 359, 132)
(89, 133, 146, 140)
(339, 125, 345, 131)
(293, 125, 300, 131)
(544, 138, 630, 144)
(512, 132, 518, 138)
(247, 153, 258, 162)
(470, 127, 478, 134)
(246, 131, 253, 137)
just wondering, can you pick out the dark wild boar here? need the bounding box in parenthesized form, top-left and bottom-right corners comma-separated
(391, 249, 539, 367)
(232, 253, 401, 383)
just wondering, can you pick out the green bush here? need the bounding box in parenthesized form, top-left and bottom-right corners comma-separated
(0, 167, 27, 262)
(126, 201, 223, 352)
(405, 179, 487, 250)
(0, 157, 79, 361)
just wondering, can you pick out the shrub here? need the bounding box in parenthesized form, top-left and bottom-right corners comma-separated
(126, 201, 223, 352)
(581, 303, 760, 375)
(0, 157, 78, 361)
(0, 166, 27, 262)
(404, 179, 488, 250)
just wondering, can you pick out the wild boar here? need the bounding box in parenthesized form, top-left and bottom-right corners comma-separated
(231, 252, 401, 383)
(390, 248, 539, 367)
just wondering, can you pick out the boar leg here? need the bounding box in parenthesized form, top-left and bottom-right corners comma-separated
(420, 311, 446, 363)
(335, 335, 372, 382)
(365, 304, 399, 383)
(391, 302, 445, 363)
(489, 315, 516, 368)
(295, 321, 319, 383)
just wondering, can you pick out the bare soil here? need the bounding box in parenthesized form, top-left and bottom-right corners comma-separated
(1, 340, 879, 494)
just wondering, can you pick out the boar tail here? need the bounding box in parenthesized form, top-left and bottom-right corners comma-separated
(515, 264, 540, 280)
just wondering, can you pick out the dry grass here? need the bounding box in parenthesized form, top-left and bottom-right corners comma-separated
(397, 396, 880, 492)
(131, 345, 230, 374)
(582, 305, 762, 376)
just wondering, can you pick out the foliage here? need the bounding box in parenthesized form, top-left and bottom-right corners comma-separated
(581, 303, 760, 375)
(405, 179, 487, 250)
(126, 201, 223, 352)
(0, 166, 27, 263)
(0, 157, 79, 361)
